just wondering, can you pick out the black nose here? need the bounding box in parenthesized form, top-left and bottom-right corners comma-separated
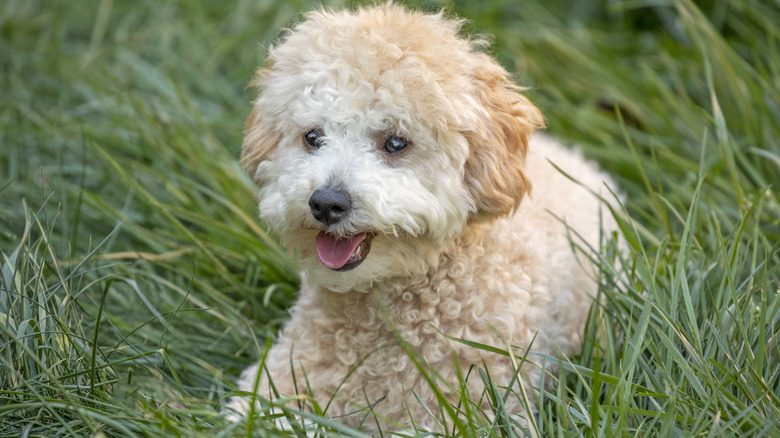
(308, 189, 351, 226)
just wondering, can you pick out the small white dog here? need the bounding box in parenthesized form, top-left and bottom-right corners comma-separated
(229, 4, 618, 433)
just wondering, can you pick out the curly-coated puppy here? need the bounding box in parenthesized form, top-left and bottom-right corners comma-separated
(229, 4, 618, 433)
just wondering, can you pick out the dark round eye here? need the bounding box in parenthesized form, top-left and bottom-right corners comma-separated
(303, 129, 325, 149)
(384, 134, 409, 155)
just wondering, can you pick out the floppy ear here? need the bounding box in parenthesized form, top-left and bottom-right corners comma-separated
(241, 67, 281, 185)
(464, 59, 543, 221)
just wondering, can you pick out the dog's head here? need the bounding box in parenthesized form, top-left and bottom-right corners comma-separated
(242, 5, 543, 292)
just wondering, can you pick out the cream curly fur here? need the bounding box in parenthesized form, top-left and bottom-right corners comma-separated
(228, 4, 619, 433)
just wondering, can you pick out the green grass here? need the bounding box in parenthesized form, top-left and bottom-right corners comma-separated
(1, 0, 778, 436)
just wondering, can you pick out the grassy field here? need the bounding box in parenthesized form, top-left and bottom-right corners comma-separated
(1, 0, 779, 436)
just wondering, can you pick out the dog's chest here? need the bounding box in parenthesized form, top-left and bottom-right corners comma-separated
(307, 244, 542, 368)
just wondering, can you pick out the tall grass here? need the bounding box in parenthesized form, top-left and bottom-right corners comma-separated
(1, 0, 778, 436)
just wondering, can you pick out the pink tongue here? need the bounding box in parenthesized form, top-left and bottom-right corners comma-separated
(315, 232, 366, 269)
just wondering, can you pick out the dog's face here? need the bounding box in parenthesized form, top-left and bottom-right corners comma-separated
(242, 6, 543, 292)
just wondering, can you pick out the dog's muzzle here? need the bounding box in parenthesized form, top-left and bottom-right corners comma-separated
(308, 188, 372, 271)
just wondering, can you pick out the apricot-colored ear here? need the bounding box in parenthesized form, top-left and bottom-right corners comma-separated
(241, 67, 281, 185)
(464, 58, 543, 221)
(241, 106, 280, 185)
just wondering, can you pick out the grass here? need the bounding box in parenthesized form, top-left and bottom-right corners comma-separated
(1, 0, 778, 436)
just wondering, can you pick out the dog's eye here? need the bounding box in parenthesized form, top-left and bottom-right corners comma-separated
(303, 129, 325, 149)
(383, 134, 409, 155)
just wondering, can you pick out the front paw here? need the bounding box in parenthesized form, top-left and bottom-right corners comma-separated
(223, 397, 317, 437)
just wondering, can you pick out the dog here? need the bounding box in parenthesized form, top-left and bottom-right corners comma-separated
(228, 4, 618, 433)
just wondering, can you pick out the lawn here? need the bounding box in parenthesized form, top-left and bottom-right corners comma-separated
(1, 0, 778, 436)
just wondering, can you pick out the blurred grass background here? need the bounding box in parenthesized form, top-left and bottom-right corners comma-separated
(1, 0, 778, 436)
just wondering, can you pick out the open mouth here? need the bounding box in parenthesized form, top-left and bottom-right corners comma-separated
(315, 231, 373, 271)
